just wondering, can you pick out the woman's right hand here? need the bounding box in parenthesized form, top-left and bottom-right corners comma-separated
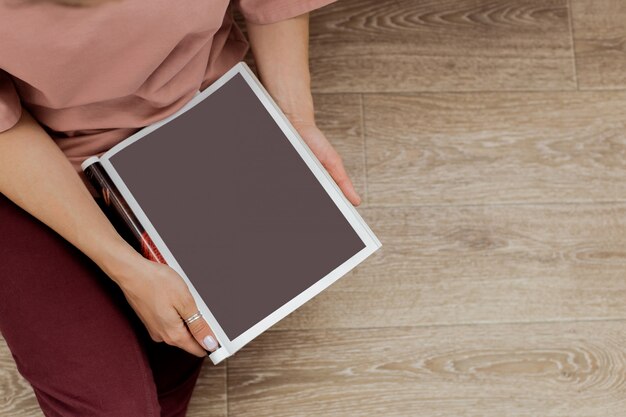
(104, 248, 219, 357)
(0, 109, 218, 358)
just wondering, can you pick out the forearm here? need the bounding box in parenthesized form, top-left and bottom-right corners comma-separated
(246, 12, 314, 124)
(0, 108, 140, 283)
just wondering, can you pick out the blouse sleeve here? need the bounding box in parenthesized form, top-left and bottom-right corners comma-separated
(0, 70, 22, 133)
(233, 0, 338, 25)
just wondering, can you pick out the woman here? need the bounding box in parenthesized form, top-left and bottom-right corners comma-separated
(0, 0, 361, 415)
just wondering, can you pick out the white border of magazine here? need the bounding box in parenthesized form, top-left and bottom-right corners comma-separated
(82, 62, 382, 364)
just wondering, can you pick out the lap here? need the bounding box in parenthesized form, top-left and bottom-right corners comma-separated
(0, 193, 204, 416)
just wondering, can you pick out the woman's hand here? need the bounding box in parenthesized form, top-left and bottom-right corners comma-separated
(0, 108, 219, 358)
(290, 119, 361, 206)
(245, 12, 361, 206)
(105, 250, 219, 357)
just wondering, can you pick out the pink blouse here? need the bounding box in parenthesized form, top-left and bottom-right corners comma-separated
(0, 0, 336, 197)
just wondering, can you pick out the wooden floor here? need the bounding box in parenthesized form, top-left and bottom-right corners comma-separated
(3, 0, 626, 415)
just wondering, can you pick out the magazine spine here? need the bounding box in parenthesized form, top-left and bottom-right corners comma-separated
(83, 159, 167, 264)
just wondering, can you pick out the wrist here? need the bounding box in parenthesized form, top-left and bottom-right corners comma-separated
(259, 73, 315, 125)
(272, 91, 315, 125)
(284, 107, 315, 128)
(93, 236, 144, 286)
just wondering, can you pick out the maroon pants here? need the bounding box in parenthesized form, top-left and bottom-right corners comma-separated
(0, 192, 205, 416)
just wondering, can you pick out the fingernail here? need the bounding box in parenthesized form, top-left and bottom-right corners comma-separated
(203, 335, 218, 351)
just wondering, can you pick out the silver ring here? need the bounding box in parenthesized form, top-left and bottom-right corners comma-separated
(183, 311, 203, 325)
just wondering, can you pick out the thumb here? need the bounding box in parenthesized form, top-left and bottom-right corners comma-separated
(323, 153, 361, 206)
(179, 305, 220, 353)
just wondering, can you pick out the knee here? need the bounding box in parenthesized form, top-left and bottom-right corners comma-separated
(11, 332, 162, 416)
(31, 363, 161, 417)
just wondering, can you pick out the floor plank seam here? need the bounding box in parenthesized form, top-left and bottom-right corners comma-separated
(225, 359, 229, 417)
(577, 86, 626, 92)
(270, 317, 626, 333)
(360, 200, 626, 209)
(566, 0, 580, 90)
(359, 93, 370, 206)
(313, 88, 626, 96)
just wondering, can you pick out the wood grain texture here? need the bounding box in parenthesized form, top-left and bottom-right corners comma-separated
(228, 322, 626, 417)
(0, 337, 42, 417)
(364, 91, 626, 206)
(275, 204, 626, 330)
(571, 0, 626, 89)
(187, 362, 227, 417)
(308, 0, 575, 93)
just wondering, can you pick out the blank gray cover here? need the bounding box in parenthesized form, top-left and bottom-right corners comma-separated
(109, 73, 366, 340)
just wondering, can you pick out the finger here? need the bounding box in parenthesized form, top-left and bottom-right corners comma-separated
(323, 154, 362, 206)
(175, 296, 219, 353)
(186, 315, 219, 353)
(149, 330, 163, 343)
(164, 322, 206, 357)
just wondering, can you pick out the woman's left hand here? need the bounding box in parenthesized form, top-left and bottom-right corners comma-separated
(290, 119, 362, 207)
(245, 12, 360, 206)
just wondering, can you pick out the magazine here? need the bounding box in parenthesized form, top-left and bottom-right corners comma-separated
(82, 62, 382, 364)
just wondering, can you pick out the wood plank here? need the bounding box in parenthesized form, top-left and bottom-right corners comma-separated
(275, 205, 626, 330)
(228, 321, 626, 417)
(571, 0, 626, 89)
(0, 337, 42, 417)
(364, 92, 626, 206)
(308, 0, 575, 93)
